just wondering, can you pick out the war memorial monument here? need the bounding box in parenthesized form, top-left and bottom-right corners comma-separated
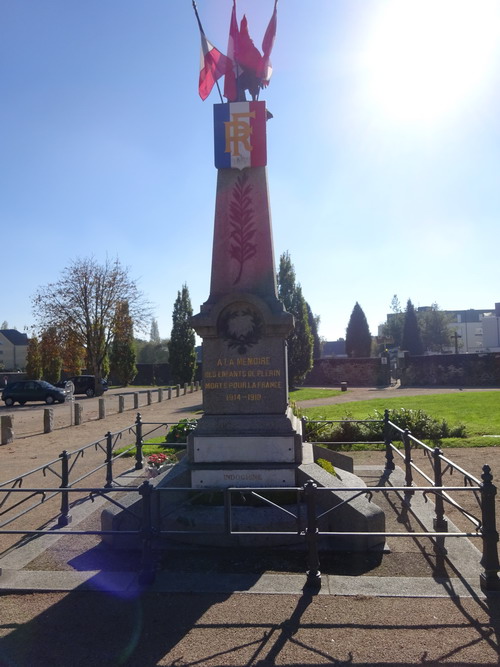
(104, 0, 384, 553)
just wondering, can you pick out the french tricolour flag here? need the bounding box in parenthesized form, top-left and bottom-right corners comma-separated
(214, 101, 267, 170)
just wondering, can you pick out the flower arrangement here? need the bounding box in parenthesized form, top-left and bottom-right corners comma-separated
(147, 453, 171, 469)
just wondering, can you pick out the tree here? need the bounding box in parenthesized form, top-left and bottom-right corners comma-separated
(168, 284, 196, 385)
(60, 328, 86, 376)
(26, 336, 43, 379)
(150, 318, 160, 344)
(345, 302, 372, 358)
(419, 303, 453, 352)
(381, 294, 405, 348)
(1, 320, 8, 330)
(277, 252, 313, 388)
(401, 299, 424, 355)
(40, 327, 63, 384)
(32, 257, 150, 382)
(110, 301, 137, 386)
(306, 302, 321, 360)
(136, 338, 170, 364)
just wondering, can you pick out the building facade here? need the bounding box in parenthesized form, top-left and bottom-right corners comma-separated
(0, 330, 28, 371)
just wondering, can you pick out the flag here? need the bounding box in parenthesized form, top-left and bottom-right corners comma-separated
(259, 0, 278, 84)
(235, 15, 263, 75)
(198, 30, 232, 101)
(223, 0, 238, 101)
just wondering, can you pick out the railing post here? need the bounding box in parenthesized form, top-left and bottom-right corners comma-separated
(138, 481, 156, 585)
(304, 480, 321, 587)
(58, 450, 71, 527)
(432, 447, 448, 533)
(480, 465, 500, 592)
(135, 412, 144, 470)
(105, 431, 114, 488)
(384, 409, 395, 471)
(402, 429, 414, 505)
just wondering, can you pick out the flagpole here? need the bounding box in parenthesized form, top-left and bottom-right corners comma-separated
(192, 0, 224, 103)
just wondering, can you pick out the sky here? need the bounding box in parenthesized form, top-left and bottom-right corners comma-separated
(2, 0, 500, 343)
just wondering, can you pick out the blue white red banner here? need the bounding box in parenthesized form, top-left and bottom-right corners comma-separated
(214, 101, 267, 170)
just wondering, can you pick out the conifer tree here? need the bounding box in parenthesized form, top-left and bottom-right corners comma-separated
(345, 302, 372, 358)
(150, 318, 160, 344)
(401, 299, 424, 355)
(109, 301, 137, 385)
(40, 327, 63, 384)
(168, 284, 196, 385)
(277, 252, 313, 388)
(26, 336, 43, 379)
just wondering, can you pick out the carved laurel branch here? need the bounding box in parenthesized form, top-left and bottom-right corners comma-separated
(229, 171, 257, 285)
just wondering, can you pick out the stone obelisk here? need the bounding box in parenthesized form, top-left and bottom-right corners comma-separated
(189, 100, 305, 488)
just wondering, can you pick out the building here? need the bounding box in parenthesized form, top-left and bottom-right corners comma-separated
(0, 329, 28, 371)
(382, 304, 500, 354)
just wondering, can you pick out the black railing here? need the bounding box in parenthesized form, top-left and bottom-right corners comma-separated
(0, 412, 499, 592)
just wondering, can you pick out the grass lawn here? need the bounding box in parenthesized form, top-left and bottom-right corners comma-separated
(302, 391, 500, 448)
(290, 388, 342, 401)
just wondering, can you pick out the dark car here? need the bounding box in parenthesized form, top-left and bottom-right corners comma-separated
(59, 375, 108, 398)
(1, 380, 66, 406)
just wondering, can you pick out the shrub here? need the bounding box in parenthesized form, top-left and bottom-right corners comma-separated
(165, 418, 197, 444)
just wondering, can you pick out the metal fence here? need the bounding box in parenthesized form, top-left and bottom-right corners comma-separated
(0, 412, 499, 592)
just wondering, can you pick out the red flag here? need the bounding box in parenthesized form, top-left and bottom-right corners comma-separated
(259, 0, 278, 84)
(198, 30, 232, 101)
(235, 15, 263, 74)
(223, 0, 238, 101)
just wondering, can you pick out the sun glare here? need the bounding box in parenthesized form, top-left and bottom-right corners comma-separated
(363, 0, 500, 124)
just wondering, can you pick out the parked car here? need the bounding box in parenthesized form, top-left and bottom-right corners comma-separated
(1, 380, 66, 406)
(57, 375, 108, 398)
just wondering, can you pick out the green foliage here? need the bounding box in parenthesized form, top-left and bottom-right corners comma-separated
(135, 338, 170, 364)
(418, 304, 454, 352)
(168, 284, 197, 385)
(26, 336, 42, 379)
(316, 458, 337, 476)
(32, 256, 151, 380)
(40, 327, 62, 384)
(109, 301, 137, 385)
(277, 252, 313, 388)
(306, 302, 321, 360)
(345, 302, 372, 358)
(150, 318, 161, 344)
(165, 418, 198, 443)
(402, 299, 424, 355)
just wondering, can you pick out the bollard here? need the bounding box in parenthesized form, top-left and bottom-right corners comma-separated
(480, 465, 500, 592)
(74, 403, 83, 425)
(134, 392, 139, 409)
(158, 388, 163, 402)
(118, 395, 125, 413)
(176, 385, 180, 398)
(190, 382, 194, 394)
(43, 408, 54, 434)
(1, 415, 14, 445)
(147, 391, 152, 406)
(183, 383, 188, 396)
(168, 387, 172, 400)
(195, 381, 200, 392)
(98, 398, 106, 420)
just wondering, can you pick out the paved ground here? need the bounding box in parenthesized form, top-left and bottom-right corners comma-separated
(1, 386, 500, 666)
